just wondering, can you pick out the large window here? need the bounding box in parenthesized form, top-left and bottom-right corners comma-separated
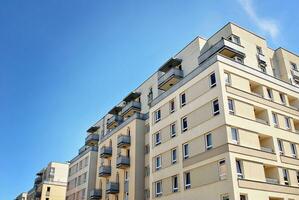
(183, 143, 189, 159)
(172, 175, 178, 193)
(181, 117, 188, 132)
(205, 133, 213, 150)
(210, 72, 217, 88)
(184, 172, 191, 189)
(155, 181, 162, 197)
(213, 99, 220, 115)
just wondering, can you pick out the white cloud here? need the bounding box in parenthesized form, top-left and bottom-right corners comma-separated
(237, 0, 279, 39)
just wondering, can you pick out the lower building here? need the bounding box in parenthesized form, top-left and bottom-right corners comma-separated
(15, 192, 27, 200)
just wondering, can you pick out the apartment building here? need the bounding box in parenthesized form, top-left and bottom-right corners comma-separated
(26, 162, 69, 200)
(84, 22, 299, 200)
(15, 192, 27, 200)
(66, 133, 98, 200)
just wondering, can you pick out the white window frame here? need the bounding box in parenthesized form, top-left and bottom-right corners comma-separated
(154, 110, 161, 123)
(155, 155, 162, 170)
(172, 175, 178, 193)
(279, 93, 286, 104)
(272, 112, 278, 127)
(181, 116, 188, 132)
(155, 181, 162, 197)
(218, 160, 227, 180)
(183, 143, 189, 159)
(155, 132, 161, 146)
(184, 172, 191, 189)
(282, 168, 289, 185)
(228, 34, 240, 44)
(171, 148, 177, 164)
(236, 160, 244, 179)
(278, 139, 284, 155)
(169, 99, 175, 113)
(267, 88, 273, 100)
(170, 123, 176, 138)
(205, 133, 213, 150)
(285, 117, 291, 130)
(210, 72, 217, 88)
(290, 143, 297, 158)
(256, 46, 263, 55)
(224, 72, 231, 85)
(291, 62, 298, 71)
(228, 99, 234, 114)
(212, 99, 220, 116)
(231, 127, 239, 144)
(180, 92, 186, 107)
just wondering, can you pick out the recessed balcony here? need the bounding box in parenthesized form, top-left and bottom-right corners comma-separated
(250, 81, 264, 98)
(98, 165, 111, 177)
(121, 101, 141, 119)
(89, 189, 102, 200)
(106, 182, 119, 194)
(117, 135, 131, 148)
(264, 165, 280, 184)
(259, 135, 274, 153)
(116, 156, 130, 169)
(100, 146, 112, 158)
(107, 115, 123, 129)
(85, 133, 99, 146)
(254, 106, 269, 125)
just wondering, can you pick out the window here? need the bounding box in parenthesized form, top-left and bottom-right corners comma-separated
(256, 46, 263, 55)
(240, 194, 247, 200)
(291, 62, 298, 71)
(260, 65, 267, 73)
(144, 145, 149, 154)
(184, 172, 191, 189)
(170, 123, 176, 137)
(272, 113, 278, 127)
(279, 93, 286, 104)
(205, 133, 213, 150)
(155, 155, 161, 170)
(231, 128, 239, 144)
(50, 167, 55, 174)
(155, 181, 162, 197)
(290, 143, 297, 158)
(222, 195, 230, 200)
(228, 99, 234, 114)
(155, 132, 161, 146)
(172, 175, 178, 192)
(219, 160, 227, 180)
(285, 117, 291, 129)
(266, 88, 273, 100)
(234, 56, 244, 64)
(171, 148, 177, 164)
(183, 143, 189, 159)
(283, 168, 289, 185)
(180, 92, 186, 107)
(213, 99, 220, 115)
(181, 117, 188, 132)
(278, 139, 284, 155)
(148, 87, 153, 103)
(236, 160, 243, 179)
(169, 100, 175, 113)
(228, 35, 240, 44)
(47, 187, 51, 192)
(297, 171, 299, 185)
(210, 72, 217, 88)
(224, 72, 231, 85)
(154, 110, 161, 123)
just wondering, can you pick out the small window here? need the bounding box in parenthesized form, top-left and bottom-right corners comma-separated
(155, 132, 161, 146)
(285, 117, 291, 129)
(224, 72, 231, 85)
(170, 123, 176, 138)
(154, 110, 161, 123)
(283, 168, 289, 185)
(205, 133, 213, 150)
(213, 99, 220, 116)
(155, 155, 161, 170)
(279, 93, 286, 104)
(240, 194, 247, 200)
(266, 88, 273, 100)
(155, 181, 162, 197)
(290, 143, 297, 158)
(272, 113, 278, 127)
(228, 35, 240, 44)
(172, 175, 178, 192)
(256, 46, 263, 55)
(47, 187, 51, 192)
(180, 93, 186, 107)
(278, 139, 284, 155)
(171, 148, 177, 164)
(231, 128, 239, 144)
(222, 195, 230, 200)
(181, 117, 188, 132)
(183, 143, 189, 159)
(291, 62, 298, 71)
(296, 171, 299, 185)
(210, 72, 217, 88)
(260, 65, 267, 73)
(228, 99, 234, 114)
(169, 100, 175, 113)
(236, 160, 243, 179)
(184, 172, 191, 189)
(219, 160, 227, 180)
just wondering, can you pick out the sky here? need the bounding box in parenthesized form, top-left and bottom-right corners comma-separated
(0, 0, 298, 199)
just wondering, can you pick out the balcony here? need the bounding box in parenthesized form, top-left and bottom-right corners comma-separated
(121, 101, 141, 119)
(98, 165, 111, 177)
(198, 38, 245, 65)
(264, 165, 280, 185)
(257, 53, 267, 66)
(106, 182, 119, 194)
(34, 176, 42, 185)
(158, 68, 184, 91)
(116, 156, 130, 169)
(100, 146, 112, 158)
(259, 135, 274, 153)
(291, 69, 299, 81)
(288, 95, 299, 110)
(85, 133, 99, 146)
(89, 189, 102, 200)
(117, 135, 131, 148)
(107, 115, 123, 129)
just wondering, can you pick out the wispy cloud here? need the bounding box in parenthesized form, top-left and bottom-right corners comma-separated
(237, 0, 279, 39)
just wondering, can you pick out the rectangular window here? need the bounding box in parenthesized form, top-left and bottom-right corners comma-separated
(272, 113, 278, 127)
(181, 117, 188, 132)
(222, 195, 229, 200)
(267, 88, 273, 100)
(155, 155, 161, 170)
(291, 62, 298, 71)
(236, 160, 243, 179)
(297, 171, 299, 185)
(180, 92, 186, 107)
(171, 148, 177, 164)
(240, 195, 247, 200)
(278, 139, 284, 155)
(224, 72, 231, 85)
(210, 72, 217, 88)
(285, 117, 291, 129)
(205, 133, 213, 150)
(172, 175, 178, 192)
(213, 99, 220, 115)
(283, 168, 289, 185)
(219, 160, 227, 180)
(279, 93, 286, 104)
(155, 181, 162, 197)
(170, 123, 176, 137)
(184, 172, 191, 189)
(291, 143, 297, 158)
(125, 171, 129, 181)
(169, 100, 175, 113)
(256, 46, 263, 55)
(228, 35, 240, 44)
(154, 110, 161, 123)
(183, 143, 189, 159)
(155, 132, 161, 146)
(228, 99, 234, 114)
(231, 128, 239, 144)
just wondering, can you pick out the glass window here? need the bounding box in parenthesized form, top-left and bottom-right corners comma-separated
(296, 171, 299, 184)
(228, 99, 234, 114)
(169, 100, 175, 113)
(219, 160, 227, 180)
(181, 117, 188, 132)
(205, 133, 213, 150)
(155, 181, 162, 197)
(154, 110, 161, 123)
(180, 93, 186, 107)
(171, 149, 177, 164)
(210, 72, 216, 88)
(231, 128, 239, 144)
(278, 139, 284, 155)
(213, 99, 220, 115)
(155, 155, 161, 170)
(256, 46, 263, 55)
(283, 168, 289, 185)
(285, 117, 291, 129)
(222, 195, 230, 200)
(172, 176, 178, 192)
(170, 123, 176, 137)
(184, 172, 191, 189)
(236, 160, 243, 179)
(260, 66, 267, 73)
(228, 35, 240, 44)
(279, 93, 286, 104)
(224, 72, 230, 85)
(155, 132, 161, 146)
(240, 195, 247, 200)
(183, 143, 189, 159)
(291, 62, 298, 71)
(291, 143, 297, 158)
(272, 113, 278, 127)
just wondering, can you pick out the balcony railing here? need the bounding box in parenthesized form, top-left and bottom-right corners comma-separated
(107, 115, 123, 129)
(158, 68, 184, 91)
(260, 147, 274, 153)
(100, 146, 112, 158)
(266, 178, 279, 184)
(85, 133, 99, 146)
(117, 135, 131, 148)
(89, 189, 102, 199)
(116, 156, 130, 168)
(255, 118, 268, 125)
(106, 182, 119, 194)
(257, 54, 267, 66)
(99, 166, 111, 177)
(121, 101, 141, 117)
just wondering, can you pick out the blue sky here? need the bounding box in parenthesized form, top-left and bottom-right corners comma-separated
(0, 0, 298, 199)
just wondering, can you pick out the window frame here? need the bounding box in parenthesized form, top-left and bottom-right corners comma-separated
(228, 99, 234, 114)
(236, 160, 244, 179)
(224, 72, 231, 85)
(231, 127, 239, 144)
(183, 143, 189, 159)
(210, 72, 217, 88)
(154, 109, 161, 123)
(155, 181, 162, 197)
(272, 112, 278, 127)
(155, 132, 161, 146)
(181, 116, 188, 132)
(212, 99, 220, 116)
(155, 155, 162, 171)
(171, 148, 177, 164)
(285, 117, 291, 130)
(180, 92, 186, 107)
(170, 123, 176, 138)
(218, 159, 227, 180)
(169, 99, 175, 113)
(278, 139, 284, 155)
(290, 143, 297, 158)
(172, 175, 178, 193)
(282, 168, 289, 185)
(184, 172, 191, 189)
(205, 133, 213, 150)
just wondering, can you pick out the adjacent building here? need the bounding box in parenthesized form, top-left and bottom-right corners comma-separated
(15, 192, 27, 200)
(85, 22, 299, 200)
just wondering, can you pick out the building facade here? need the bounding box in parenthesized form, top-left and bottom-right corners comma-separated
(15, 192, 27, 200)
